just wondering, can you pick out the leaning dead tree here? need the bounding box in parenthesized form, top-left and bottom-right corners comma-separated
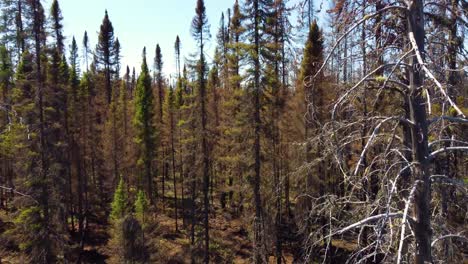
(300, 0, 467, 263)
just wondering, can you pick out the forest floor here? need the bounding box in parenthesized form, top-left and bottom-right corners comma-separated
(1, 194, 353, 263)
(81, 198, 297, 263)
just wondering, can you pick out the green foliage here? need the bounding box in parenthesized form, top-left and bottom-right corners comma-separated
(134, 190, 149, 225)
(299, 20, 323, 83)
(0, 45, 13, 93)
(111, 177, 128, 221)
(14, 207, 42, 250)
(134, 48, 156, 190)
(375, 75, 387, 83)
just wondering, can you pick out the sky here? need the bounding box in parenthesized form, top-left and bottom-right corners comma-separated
(45, 0, 326, 80)
(44, 0, 233, 79)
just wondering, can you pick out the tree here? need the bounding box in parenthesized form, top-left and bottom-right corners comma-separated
(110, 177, 127, 221)
(191, 0, 210, 262)
(174, 35, 181, 78)
(82, 30, 90, 71)
(163, 85, 179, 232)
(297, 0, 467, 263)
(114, 38, 121, 79)
(134, 190, 148, 226)
(134, 47, 156, 203)
(153, 43, 165, 207)
(13, 0, 55, 262)
(242, 0, 273, 261)
(50, 0, 64, 55)
(154, 44, 164, 121)
(95, 10, 116, 104)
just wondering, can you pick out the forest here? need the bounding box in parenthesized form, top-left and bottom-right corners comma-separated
(0, 0, 466, 263)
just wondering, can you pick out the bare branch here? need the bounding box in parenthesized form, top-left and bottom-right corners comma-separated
(430, 146, 468, 159)
(397, 180, 420, 264)
(431, 233, 468, 247)
(407, 32, 466, 118)
(429, 116, 468, 125)
(328, 213, 413, 238)
(313, 5, 407, 79)
(0, 185, 39, 204)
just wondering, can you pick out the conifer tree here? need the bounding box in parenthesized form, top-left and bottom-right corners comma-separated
(50, 0, 64, 55)
(174, 36, 181, 78)
(0, 44, 13, 208)
(82, 30, 90, 71)
(134, 190, 148, 225)
(154, 44, 164, 120)
(110, 177, 127, 221)
(134, 47, 156, 203)
(95, 10, 116, 103)
(243, 0, 270, 261)
(69, 37, 79, 89)
(114, 37, 121, 79)
(14, 1, 55, 262)
(191, 0, 211, 262)
(163, 84, 179, 232)
(154, 43, 166, 206)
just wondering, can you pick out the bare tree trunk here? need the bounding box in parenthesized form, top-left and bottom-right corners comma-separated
(407, 1, 432, 262)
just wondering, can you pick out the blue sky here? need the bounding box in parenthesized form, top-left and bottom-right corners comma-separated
(46, 0, 326, 79)
(48, 0, 234, 78)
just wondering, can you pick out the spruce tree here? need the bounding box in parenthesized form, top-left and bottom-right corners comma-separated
(154, 44, 164, 120)
(134, 190, 148, 225)
(154, 43, 165, 206)
(95, 10, 116, 104)
(163, 84, 179, 232)
(50, 0, 64, 55)
(82, 30, 90, 71)
(134, 47, 156, 203)
(110, 177, 127, 221)
(174, 35, 181, 78)
(191, 0, 211, 262)
(243, 0, 270, 261)
(114, 37, 121, 79)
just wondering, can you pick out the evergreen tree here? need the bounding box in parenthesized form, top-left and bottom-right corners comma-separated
(134, 190, 148, 225)
(163, 84, 179, 232)
(174, 35, 181, 78)
(14, 1, 55, 262)
(191, 0, 211, 262)
(242, 0, 272, 261)
(0, 44, 13, 209)
(153, 43, 165, 207)
(82, 30, 90, 71)
(110, 177, 127, 221)
(114, 37, 121, 79)
(154, 44, 164, 121)
(134, 47, 156, 203)
(50, 0, 64, 55)
(95, 10, 116, 103)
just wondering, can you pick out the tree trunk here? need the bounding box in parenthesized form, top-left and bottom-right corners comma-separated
(407, 1, 432, 262)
